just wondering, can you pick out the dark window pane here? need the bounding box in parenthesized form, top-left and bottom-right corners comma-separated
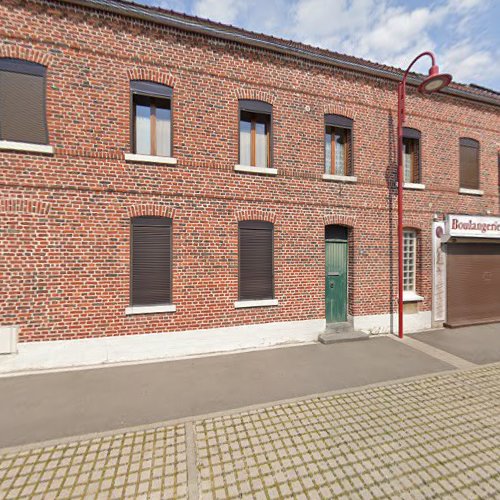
(0, 63, 47, 144)
(325, 225, 348, 241)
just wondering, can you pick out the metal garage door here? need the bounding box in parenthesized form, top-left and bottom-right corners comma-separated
(446, 243, 500, 327)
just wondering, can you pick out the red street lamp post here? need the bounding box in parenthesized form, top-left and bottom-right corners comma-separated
(397, 52, 452, 339)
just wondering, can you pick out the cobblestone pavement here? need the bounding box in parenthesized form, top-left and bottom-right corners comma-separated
(1, 363, 499, 499)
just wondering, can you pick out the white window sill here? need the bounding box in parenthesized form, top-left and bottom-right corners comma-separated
(234, 165, 278, 176)
(125, 304, 176, 315)
(459, 187, 483, 196)
(0, 141, 54, 155)
(322, 174, 357, 183)
(403, 292, 424, 303)
(124, 153, 177, 165)
(403, 182, 425, 190)
(234, 299, 279, 309)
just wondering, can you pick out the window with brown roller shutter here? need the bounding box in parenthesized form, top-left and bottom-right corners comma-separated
(459, 138, 480, 189)
(131, 217, 172, 306)
(238, 221, 274, 301)
(0, 58, 48, 144)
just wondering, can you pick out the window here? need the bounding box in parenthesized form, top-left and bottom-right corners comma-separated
(131, 81, 172, 157)
(238, 221, 274, 300)
(403, 229, 417, 293)
(403, 128, 421, 183)
(325, 115, 352, 176)
(239, 100, 272, 168)
(459, 138, 479, 189)
(0, 58, 48, 144)
(131, 216, 172, 306)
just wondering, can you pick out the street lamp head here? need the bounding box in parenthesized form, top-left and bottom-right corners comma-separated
(418, 64, 452, 94)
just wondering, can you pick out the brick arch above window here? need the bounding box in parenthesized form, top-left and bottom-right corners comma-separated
(235, 209, 277, 224)
(0, 198, 51, 215)
(236, 88, 276, 105)
(402, 220, 424, 231)
(323, 213, 356, 228)
(323, 104, 356, 120)
(126, 204, 176, 219)
(0, 46, 52, 67)
(126, 68, 176, 88)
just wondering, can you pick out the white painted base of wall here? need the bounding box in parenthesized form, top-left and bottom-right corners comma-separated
(0, 326, 19, 354)
(0, 319, 325, 375)
(353, 311, 432, 335)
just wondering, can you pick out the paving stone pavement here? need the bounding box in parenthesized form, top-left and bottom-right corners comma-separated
(1, 363, 499, 499)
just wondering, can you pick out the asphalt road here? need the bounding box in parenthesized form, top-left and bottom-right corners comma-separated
(0, 336, 452, 448)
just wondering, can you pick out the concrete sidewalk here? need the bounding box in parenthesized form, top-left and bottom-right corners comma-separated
(411, 323, 500, 365)
(0, 337, 454, 448)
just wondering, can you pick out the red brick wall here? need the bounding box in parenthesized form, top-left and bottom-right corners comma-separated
(1, 0, 499, 342)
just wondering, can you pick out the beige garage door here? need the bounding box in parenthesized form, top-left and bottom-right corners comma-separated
(446, 242, 500, 327)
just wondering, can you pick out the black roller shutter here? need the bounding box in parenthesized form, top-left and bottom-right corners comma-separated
(239, 221, 273, 300)
(130, 80, 173, 98)
(131, 217, 172, 306)
(403, 127, 421, 140)
(325, 114, 353, 129)
(0, 59, 48, 144)
(239, 99, 272, 115)
(459, 138, 479, 189)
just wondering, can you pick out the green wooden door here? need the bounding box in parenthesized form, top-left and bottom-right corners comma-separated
(325, 240, 348, 323)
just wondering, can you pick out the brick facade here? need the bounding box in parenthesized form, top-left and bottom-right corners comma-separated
(1, 0, 499, 344)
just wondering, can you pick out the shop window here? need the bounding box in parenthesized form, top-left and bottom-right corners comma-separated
(131, 81, 172, 157)
(459, 138, 479, 189)
(0, 58, 48, 144)
(239, 100, 272, 168)
(131, 216, 172, 306)
(403, 229, 417, 293)
(325, 115, 353, 176)
(238, 221, 274, 300)
(403, 128, 421, 183)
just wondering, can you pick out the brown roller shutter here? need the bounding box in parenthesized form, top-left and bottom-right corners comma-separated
(459, 138, 479, 189)
(412, 140, 420, 183)
(0, 59, 48, 144)
(239, 221, 274, 300)
(131, 217, 172, 306)
(446, 242, 500, 327)
(345, 128, 352, 175)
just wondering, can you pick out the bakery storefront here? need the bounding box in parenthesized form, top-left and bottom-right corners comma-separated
(433, 214, 500, 328)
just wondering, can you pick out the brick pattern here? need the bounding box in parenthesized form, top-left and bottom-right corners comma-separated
(196, 364, 500, 499)
(1, 364, 499, 499)
(0, 426, 187, 499)
(0, 0, 499, 342)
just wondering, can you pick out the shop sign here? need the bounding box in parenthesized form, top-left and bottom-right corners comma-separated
(446, 214, 500, 239)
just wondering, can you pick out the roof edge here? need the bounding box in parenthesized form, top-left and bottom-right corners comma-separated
(59, 0, 500, 108)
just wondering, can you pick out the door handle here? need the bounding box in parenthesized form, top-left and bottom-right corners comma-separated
(330, 282, 334, 288)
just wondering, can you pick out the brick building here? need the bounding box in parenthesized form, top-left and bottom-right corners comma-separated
(1, 0, 499, 371)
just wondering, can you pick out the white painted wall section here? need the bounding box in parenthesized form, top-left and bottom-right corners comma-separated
(0, 319, 325, 374)
(353, 311, 432, 335)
